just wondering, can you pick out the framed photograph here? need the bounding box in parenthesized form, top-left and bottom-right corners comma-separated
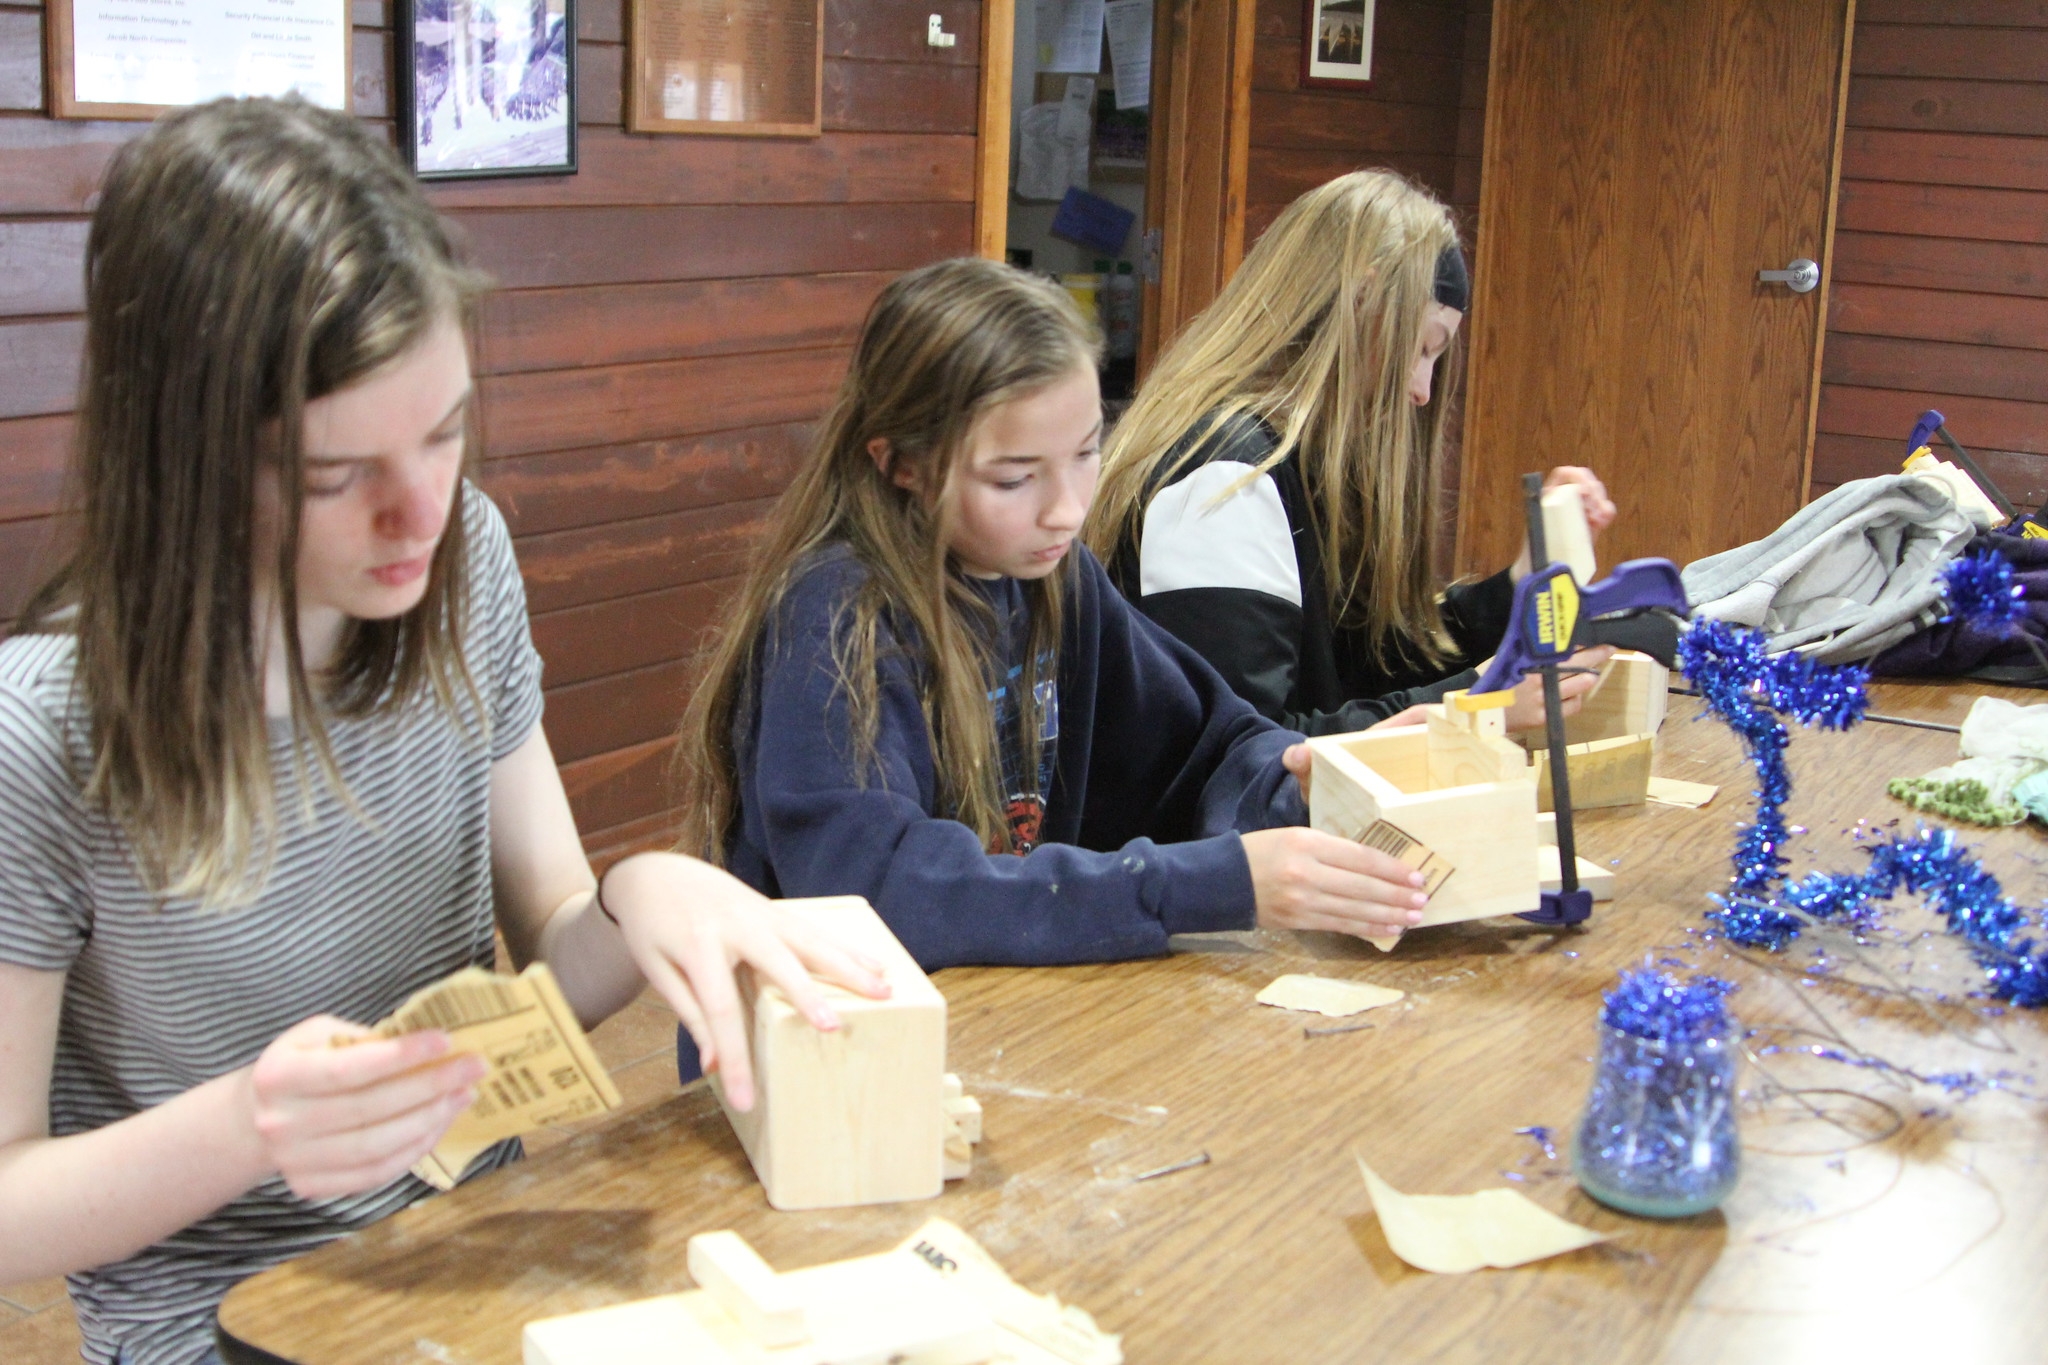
(1302, 0, 1374, 89)
(44, 0, 351, 121)
(397, 0, 578, 181)
(627, 0, 823, 138)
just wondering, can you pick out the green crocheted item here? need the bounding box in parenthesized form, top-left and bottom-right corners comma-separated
(1885, 776, 2026, 827)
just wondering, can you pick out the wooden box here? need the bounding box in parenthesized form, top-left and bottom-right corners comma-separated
(710, 897, 948, 1211)
(1307, 702, 1542, 943)
(1561, 650, 1668, 746)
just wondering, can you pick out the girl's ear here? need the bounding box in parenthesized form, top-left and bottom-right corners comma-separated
(868, 437, 922, 494)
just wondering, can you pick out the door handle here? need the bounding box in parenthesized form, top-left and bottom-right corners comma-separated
(1757, 258, 1820, 293)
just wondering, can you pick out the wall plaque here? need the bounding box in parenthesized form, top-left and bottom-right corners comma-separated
(46, 0, 352, 121)
(628, 0, 824, 137)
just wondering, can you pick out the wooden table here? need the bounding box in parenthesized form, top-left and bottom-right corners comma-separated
(218, 682, 2048, 1364)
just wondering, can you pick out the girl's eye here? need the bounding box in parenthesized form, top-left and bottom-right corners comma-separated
(304, 468, 356, 496)
(994, 476, 1030, 491)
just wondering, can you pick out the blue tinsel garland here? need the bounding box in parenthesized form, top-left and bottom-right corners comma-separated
(1678, 618, 2048, 1007)
(1940, 548, 2026, 634)
(1675, 620, 1869, 906)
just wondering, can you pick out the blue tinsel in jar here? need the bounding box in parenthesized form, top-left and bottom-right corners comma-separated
(1574, 969, 1741, 1217)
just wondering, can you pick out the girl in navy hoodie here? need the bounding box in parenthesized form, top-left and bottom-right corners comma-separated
(675, 258, 1434, 973)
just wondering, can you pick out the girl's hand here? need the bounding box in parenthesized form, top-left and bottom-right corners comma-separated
(1266, 745, 1429, 938)
(1543, 466, 1615, 537)
(1500, 645, 1615, 733)
(1509, 467, 1619, 580)
(1241, 826, 1428, 938)
(1369, 705, 1431, 730)
(245, 1017, 484, 1201)
(597, 853, 891, 1112)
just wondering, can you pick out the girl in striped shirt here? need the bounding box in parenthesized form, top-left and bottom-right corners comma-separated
(0, 97, 879, 1365)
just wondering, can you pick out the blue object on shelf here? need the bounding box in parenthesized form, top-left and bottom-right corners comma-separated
(1051, 187, 1136, 257)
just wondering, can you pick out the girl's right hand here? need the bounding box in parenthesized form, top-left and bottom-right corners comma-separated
(244, 1017, 485, 1201)
(1241, 827, 1428, 938)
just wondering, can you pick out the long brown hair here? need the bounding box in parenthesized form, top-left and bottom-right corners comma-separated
(676, 258, 1099, 860)
(20, 96, 489, 905)
(1086, 170, 1463, 666)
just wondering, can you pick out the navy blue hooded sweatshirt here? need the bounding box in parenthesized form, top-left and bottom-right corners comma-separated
(678, 542, 1309, 1078)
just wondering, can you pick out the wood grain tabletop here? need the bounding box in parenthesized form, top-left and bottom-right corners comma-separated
(217, 681, 2048, 1365)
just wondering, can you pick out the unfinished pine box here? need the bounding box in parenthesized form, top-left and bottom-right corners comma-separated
(1308, 702, 1543, 940)
(709, 896, 948, 1211)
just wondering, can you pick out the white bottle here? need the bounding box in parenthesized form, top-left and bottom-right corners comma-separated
(1106, 261, 1138, 360)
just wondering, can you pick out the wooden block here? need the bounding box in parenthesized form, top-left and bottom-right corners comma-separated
(1536, 811, 1557, 846)
(941, 1072, 964, 1102)
(710, 897, 948, 1211)
(1563, 651, 1668, 745)
(1537, 845, 1616, 900)
(1425, 699, 1533, 789)
(1540, 483, 1597, 584)
(687, 1231, 807, 1348)
(1530, 733, 1655, 812)
(942, 1114, 973, 1181)
(1309, 706, 1541, 952)
(944, 1094, 983, 1146)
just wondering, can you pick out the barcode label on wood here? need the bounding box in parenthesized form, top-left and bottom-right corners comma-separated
(1358, 820, 1454, 897)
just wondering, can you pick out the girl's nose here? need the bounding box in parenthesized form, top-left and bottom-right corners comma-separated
(378, 464, 453, 543)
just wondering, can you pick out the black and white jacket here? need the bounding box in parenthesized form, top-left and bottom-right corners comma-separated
(1107, 412, 1515, 736)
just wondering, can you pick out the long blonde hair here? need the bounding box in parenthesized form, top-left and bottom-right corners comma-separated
(19, 97, 487, 906)
(676, 259, 1099, 860)
(1087, 170, 1463, 665)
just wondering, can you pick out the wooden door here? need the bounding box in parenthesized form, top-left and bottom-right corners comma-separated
(1456, 0, 1855, 575)
(1139, 0, 1259, 372)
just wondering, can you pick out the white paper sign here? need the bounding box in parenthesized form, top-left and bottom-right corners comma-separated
(1104, 0, 1151, 109)
(1015, 101, 1090, 201)
(72, 0, 349, 110)
(1057, 75, 1095, 142)
(1035, 0, 1105, 74)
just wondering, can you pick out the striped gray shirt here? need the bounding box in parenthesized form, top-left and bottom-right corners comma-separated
(0, 485, 545, 1365)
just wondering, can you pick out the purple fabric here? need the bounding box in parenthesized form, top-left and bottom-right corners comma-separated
(1869, 530, 2048, 680)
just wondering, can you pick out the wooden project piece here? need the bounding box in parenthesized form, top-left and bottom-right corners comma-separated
(711, 897, 948, 1211)
(1562, 651, 1668, 745)
(1308, 697, 1540, 951)
(1538, 845, 1616, 900)
(1540, 483, 1597, 585)
(687, 1231, 807, 1348)
(524, 1246, 994, 1365)
(1531, 733, 1655, 812)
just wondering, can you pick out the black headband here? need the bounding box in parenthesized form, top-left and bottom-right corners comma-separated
(1433, 243, 1470, 313)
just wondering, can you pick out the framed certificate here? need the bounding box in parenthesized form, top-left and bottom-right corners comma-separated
(627, 0, 824, 138)
(45, 0, 352, 121)
(397, 0, 578, 180)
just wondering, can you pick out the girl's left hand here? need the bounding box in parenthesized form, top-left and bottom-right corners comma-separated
(595, 853, 891, 1111)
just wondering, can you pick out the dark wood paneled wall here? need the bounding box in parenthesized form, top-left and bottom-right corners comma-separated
(1244, 0, 1489, 246)
(1812, 0, 2048, 505)
(0, 0, 981, 862)
(1240, 0, 1490, 575)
